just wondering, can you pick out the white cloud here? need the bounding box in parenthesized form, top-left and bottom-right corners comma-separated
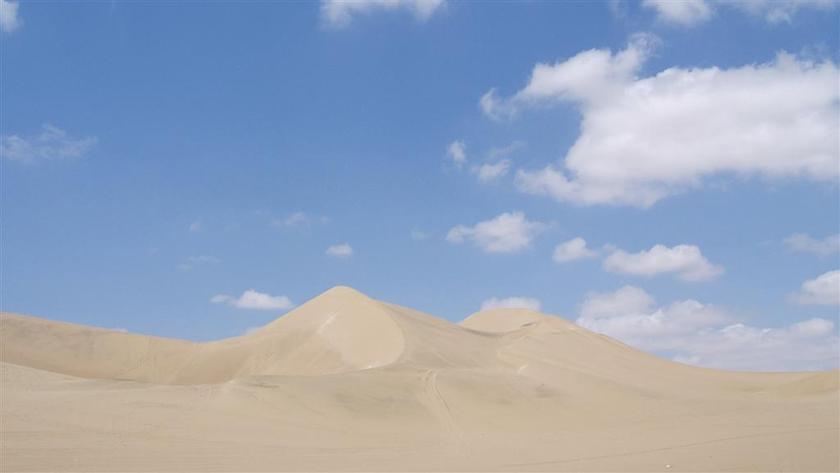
(447, 140, 467, 167)
(189, 221, 202, 232)
(479, 89, 507, 121)
(0, 0, 21, 33)
(579, 285, 655, 319)
(446, 211, 543, 253)
(272, 211, 327, 228)
(487, 141, 525, 160)
(321, 0, 445, 28)
(488, 36, 839, 207)
(729, 0, 838, 24)
(472, 160, 511, 182)
(410, 228, 430, 240)
(480, 296, 542, 312)
(178, 255, 221, 271)
(326, 243, 354, 258)
(577, 286, 839, 371)
(552, 237, 598, 263)
(785, 233, 840, 257)
(792, 270, 840, 306)
(1, 124, 97, 163)
(211, 289, 294, 311)
(668, 319, 839, 371)
(277, 211, 309, 228)
(603, 244, 723, 282)
(642, 0, 712, 26)
(607, 0, 629, 18)
(642, 0, 837, 26)
(579, 287, 730, 341)
(268, 211, 329, 230)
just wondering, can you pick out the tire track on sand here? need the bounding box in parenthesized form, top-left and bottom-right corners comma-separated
(423, 369, 463, 448)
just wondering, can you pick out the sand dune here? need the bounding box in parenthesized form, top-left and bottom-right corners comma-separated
(1, 286, 837, 471)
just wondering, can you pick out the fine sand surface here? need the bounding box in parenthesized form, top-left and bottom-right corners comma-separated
(1, 286, 838, 472)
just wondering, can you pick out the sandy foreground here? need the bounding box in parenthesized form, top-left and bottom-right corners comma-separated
(1, 286, 837, 472)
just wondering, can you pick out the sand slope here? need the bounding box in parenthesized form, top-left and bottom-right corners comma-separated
(1, 286, 837, 471)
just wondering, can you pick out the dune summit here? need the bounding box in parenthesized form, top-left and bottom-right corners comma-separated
(1, 286, 838, 471)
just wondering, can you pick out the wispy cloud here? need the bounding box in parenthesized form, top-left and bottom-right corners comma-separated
(321, 0, 445, 28)
(446, 140, 467, 168)
(410, 228, 430, 240)
(271, 211, 329, 230)
(178, 255, 221, 271)
(487, 141, 525, 160)
(0, 0, 21, 33)
(1, 124, 97, 163)
(643, 0, 839, 26)
(326, 243, 354, 258)
(472, 160, 511, 183)
(480, 296, 541, 311)
(642, 0, 712, 26)
(784, 233, 840, 257)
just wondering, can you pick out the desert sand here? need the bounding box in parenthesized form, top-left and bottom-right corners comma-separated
(1, 286, 837, 471)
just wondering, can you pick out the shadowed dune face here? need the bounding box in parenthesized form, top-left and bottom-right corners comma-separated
(1, 286, 838, 471)
(236, 286, 406, 376)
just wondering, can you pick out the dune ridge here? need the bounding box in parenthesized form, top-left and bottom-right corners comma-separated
(1, 286, 837, 471)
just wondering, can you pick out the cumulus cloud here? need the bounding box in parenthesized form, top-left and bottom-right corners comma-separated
(1, 124, 97, 164)
(326, 243, 354, 258)
(579, 285, 655, 319)
(603, 244, 723, 281)
(668, 319, 840, 371)
(321, 0, 445, 28)
(577, 285, 839, 371)
(211, 289, 294, 311)
(579, 286, 730, 339)
(553, 237, 598, 263)
(792, 270, 840, 306)
(486, 36, 838, 207)
(0, 0, 20, 33)
(785, 233, 840, 257)
(446, 211, 543, 253)
(472, 160, 511, 182)
(447, 140, 467, 167)
(481, 296, 542, 312)
(642, 0, 712, 26)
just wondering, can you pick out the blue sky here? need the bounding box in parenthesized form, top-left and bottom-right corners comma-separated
(2, 0, 838, 370)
